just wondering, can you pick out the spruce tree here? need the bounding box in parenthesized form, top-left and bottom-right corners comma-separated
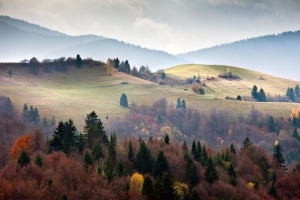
(104, 157, 114, 182)
(181, 100, 186, 109)
(251, 85, 258, 100)
(84, 111, 98, 133)
(114, 58, 120, 69)
(35, 153, 43, 168)
(92, 141, 104, 163)
(124, 60, 131, 74)
(161, 71, 166, 79)
(18, 149, 31, 167)
(115, 159, 126, 177)
(142, 174, 154, 199)
(182, 141, 188, 152)
(268, 116, 276, 132)
(292, 129, 299, 140)
(197, 141, 202, 161)
(63, 119, 77, 155)
(120, 93, 128, 107)
(184, 153, 199, 186)
(154, 151, 170, 178)
(242, 137, 252, 151)
(230, 143, 236, 154)
(200, 145, 208, 166)
(128, 140, 134, 162)
(161, 172, 174, 200)
(295, 84, 300, 97)
(258, 88, 266, 102)
(176, 98, 181, 109)
(76, 54, 82, 68)
(273, 142, 285, 167)
(204, 157, 219, 185)
(135, 140, 153, 174)
(108, 133, 117, 164)
(84, 150, 93, 169)
(164, 134, 170, 144)
(191, 140, 200, 161)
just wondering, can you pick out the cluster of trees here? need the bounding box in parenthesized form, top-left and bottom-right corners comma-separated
(218, 68, 241, 79)
(186, 74, 201, 84)
(114, 58, 152, 78)
(251, 85, 266, 102)
(286, 84, 300, 102)
(191, 84, 205, 95)
(176, 98, 186, 109)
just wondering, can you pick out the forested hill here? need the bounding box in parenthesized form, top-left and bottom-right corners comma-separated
(0, 15, 187, 70)
(178, 31, 300, 81)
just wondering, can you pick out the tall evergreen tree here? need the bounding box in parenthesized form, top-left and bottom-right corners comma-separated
(258, 88, 266, 102)
(128, 140, 134, 162)
(35, 153, 43, 168)
(295, 84, 300, 97)
(242, 137, 252, 151)
(108, 133, 117, 164)
(161, 172, 174, 200)
(204, 157, 219, 185)
(120, 93, 128, 107)
(115, 159, 126, 177)
(268, 116, 276, 132)
(251, 85, 258, 99)
(114, 58, 120, 69)
(135, 140, 153, 174)
(84, 111, 98, 133)
(184, 153, 199, 186)
(75, 133, 86, 154)
(76, 54, 82, 68)
(191, 140, 200, 161)
(200, 145, 208, 166)
(161, 71, 166, 79)
(164, 134, 170, 144)
(182, 141, 188, 153)
(176, 98, 181, 109)
(18, 149, 31, 167)
(287, 88, 295, 102)
(154, 151, 170, 178)
(273, 142, 285, 167)
(22, 103, 29, 119)
(197, 141, 202, 160)
(230, 143, 236, 154)
(92, 141, 104, 163)
(181, 100, 186, 109)
(63, 119, 77, 155)
(123, 60, 131, 74)
(142, 174, 154, 200)
(104, 157, 114, 182)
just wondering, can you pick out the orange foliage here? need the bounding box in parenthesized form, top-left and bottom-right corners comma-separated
(191, 84, 200, 93)
(10, 135, 31, 160)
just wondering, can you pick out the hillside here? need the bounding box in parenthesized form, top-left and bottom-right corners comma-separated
(164, 64, 300, 99)
(0, 15, 186, 70)
(178, 31, 300, 81)
(0, 62, 299, 131)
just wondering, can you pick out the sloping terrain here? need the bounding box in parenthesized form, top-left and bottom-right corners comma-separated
(178, 31, 300, 81)
(0, 62, 299, 131)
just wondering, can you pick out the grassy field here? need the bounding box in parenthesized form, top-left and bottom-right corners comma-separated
(0, 62, 299, 131)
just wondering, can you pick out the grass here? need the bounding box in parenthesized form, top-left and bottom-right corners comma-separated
(0, 62, 299, 131)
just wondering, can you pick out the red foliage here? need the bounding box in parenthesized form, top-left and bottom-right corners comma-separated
(277, 174, 300, 199)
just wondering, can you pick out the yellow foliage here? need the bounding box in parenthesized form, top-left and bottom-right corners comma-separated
(130, 173, 144, 192)
(134, 126, 139, 131)
(275, 140, 279, 146)
(247, 182, 255, 189)
(10, 135, 31, 160)
(227, 68, 231, 73)
(173, 182, 189, 200)
(291, 105, 300, 120)
(141, 128, 150, 135)
(159, 126, 173, 141)
(222, 161, 231, 170)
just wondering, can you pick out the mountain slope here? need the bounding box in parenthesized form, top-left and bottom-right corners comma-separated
(178, 31, 300, 81)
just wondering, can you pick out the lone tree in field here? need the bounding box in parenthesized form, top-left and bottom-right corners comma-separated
(8, 69, 12, 78)
(120, 93, 128, 107)
(76, 54, 82, 68)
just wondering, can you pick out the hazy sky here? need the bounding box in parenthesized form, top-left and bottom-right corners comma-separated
(1, 0, 300, 54)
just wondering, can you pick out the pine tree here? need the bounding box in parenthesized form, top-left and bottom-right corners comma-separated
(197, 141, 202, 160)
(84, 111, 98, 133)
(124, 60, 131, 74)
(200, 145, 208, 166)
(288, 88, 295, 102)
(176, 98, 181, 109)
(135, 140, 153, 174)
(242, 137, 252, 151)
(108, 133, 117, 164)
(92, 141, 104, 163)
(75, 133, 86, 154)
(191, 140, 200, 161)
(230, 143, 236, 154)
(161, 71, 166, 79)
(120, 93, 128, 107)
(273, 142, 285, 167)
(42, 117, 48, 129)
(104, 157, 114, 182)
(251, 85, 258, 100)
(268, 116, 276, 132)
(142, 174, 154, 199)
(18, 149, 31, 167)
(164, 134, 170, 144)
(236, 95, 242, 101)
(295, 84, 300, 97)
(154, 151, 170, 178)
(35, 153, 43, 168)
(161, 172, 174, 200)
(184, 153, 199, 186)
(128, 140, 134, 162)
(8, 69, 12, 77)
(76, 54, 82, 68)
(63, 119, 77, 155)
(292, 129, 299, 140)
(115, 159, 126, 177)
(258, 88, 266, 102)
(181, 100, 186, 109)
(204, 157, 219, 185)
(114, 58, 120, 69)
(84, 150, 93, 169)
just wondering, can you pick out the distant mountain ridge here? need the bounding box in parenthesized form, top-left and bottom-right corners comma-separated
(178, 31, 300, 81)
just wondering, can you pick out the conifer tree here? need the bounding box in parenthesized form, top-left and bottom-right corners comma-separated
(108, 133, 117, 164)
(191, 140, 200, 161)
(197, 141, 202, 161)
(120, 93, 128, 107)
(76, 54, 82, 68)
(273, 141, 285, 167)
(230, 143, 236, 154)
(251, 85, 258, 99)
(84, 111, 98, 133)
(292, 129, 299, 140)
(142, 174, 154, 199)
(154, 150, 170, 178)
(184, 153, 199, 186)
(176, 98, 181, 109)
(258, 88, 266, 102)
(200, 145, 208, 166)
(128, 140, 134, 162)
(35, 153, 43, 168)
(182, 141, 188, 152)
(204, 157, 219, 185)
(161, 71, 166, 79)
(104, 157, 114, 182)
(92, 141, 103, 163)
(190, 189, 201, 200)
(18, 149, 31, 167)
(164, 134, 170, 144)
(115, 159, 126, 177)
(114, 58, 120, 69)
(268, 116, 276, 132)
(181, 100, 186, 109)
(295, 84, 300, 97)
(84, 150, 93, 167)
(124, 60, 131, 74)
(242, 137, 252, 151)
(161, 172, 174, 200)
(135, 140, 153, 174)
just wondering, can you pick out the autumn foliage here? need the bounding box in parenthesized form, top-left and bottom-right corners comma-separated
(10, 134, 31, 160)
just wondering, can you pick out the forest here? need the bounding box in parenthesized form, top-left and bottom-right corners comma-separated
(0, 96, 300, 199)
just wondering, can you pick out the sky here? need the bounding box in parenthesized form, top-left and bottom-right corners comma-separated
(1, 0, 300, 54)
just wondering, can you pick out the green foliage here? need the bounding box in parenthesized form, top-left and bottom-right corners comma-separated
(182, 141, 188, 153)
(161, 172, 175, 200)
(128, 140, 134, 162)
(268, 116, 276, 132)
(191, 140, 200, 161)
(35, 153, 43, 168)
(200, 145, 208, 166)
(75, 133, 86, 154)
(115, 159, 126, 177)
(251, 85, 258, 99)
(108, 133, 117, 164)
(76, 54, 82, 68)
(204, 157, 219, 185)
(273, 143, 285, 166)
(164, 134, 170, 144)
(84, 150, 93, 167)
(114, 58, 120, 69)
(198, 88, 205, 95)
(104, 157, 114, 182)
(161, 71, 166, 79)
(242, 137, 252, 151)
(154, 150, 170, 178)
(181, 100, 186, 110)
(18, 149, 31, 167)
(142, 174, 154, 199)
(251, 85, 266, 102)
(176, 98, 181, 109)
(190, 189, 201, 200)
(92, 141, 103, 162)
(230, 143, 236, 154)
(236, 95, 241, 101)
(120, 93, 128, 107)
(135, 140, 153, 174)
(184, 153, 199, 186)
(286, 87, 295, 102)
